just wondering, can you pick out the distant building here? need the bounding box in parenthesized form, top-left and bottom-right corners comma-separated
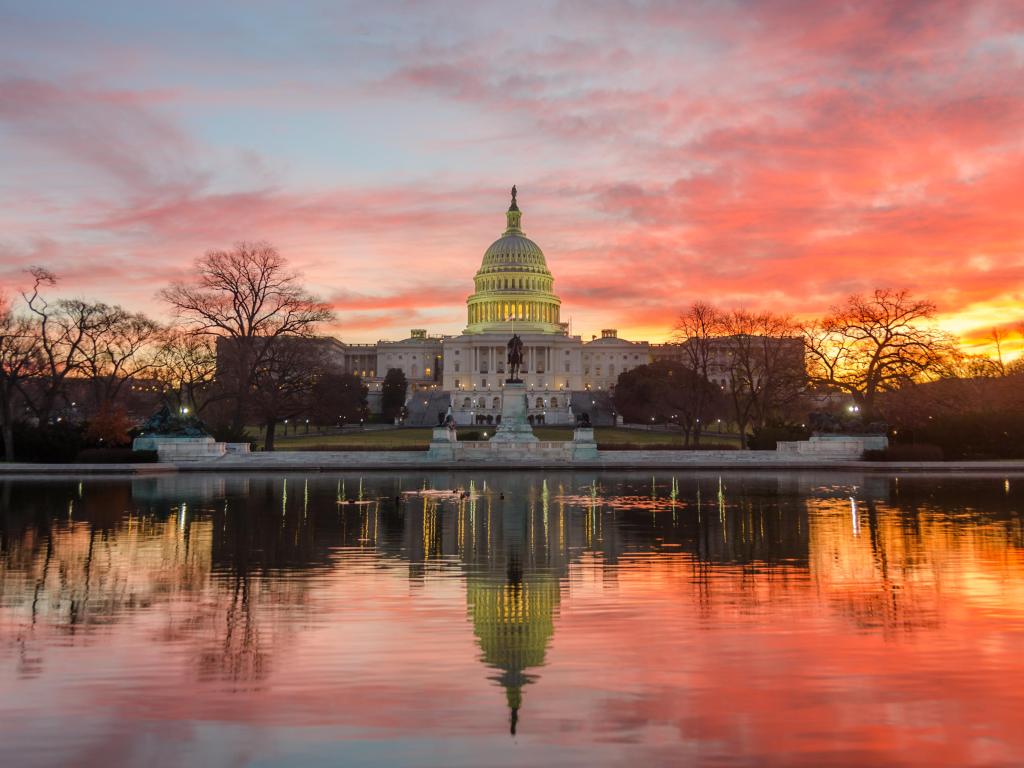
(325, 190, 652, 425)
(652, 336, 805, 391)
(215, 189, 803, 425)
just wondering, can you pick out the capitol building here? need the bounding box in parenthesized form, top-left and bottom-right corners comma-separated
(327, 189, 655, 425)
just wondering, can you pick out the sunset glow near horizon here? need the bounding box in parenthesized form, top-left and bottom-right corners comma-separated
(1, 1, 1022, 356)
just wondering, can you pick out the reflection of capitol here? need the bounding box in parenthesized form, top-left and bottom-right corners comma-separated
(403, 477, 569, 733)
(469, 564, 558, 734)
(2, 472, 1022, 735)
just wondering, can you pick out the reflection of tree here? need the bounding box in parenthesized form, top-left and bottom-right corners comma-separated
(197, 573, 266, 684)
(0, 481, 214, 679)
(807, 476, 1024, 635)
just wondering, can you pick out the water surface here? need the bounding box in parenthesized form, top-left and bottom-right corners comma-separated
(1, 471, 1023, 767)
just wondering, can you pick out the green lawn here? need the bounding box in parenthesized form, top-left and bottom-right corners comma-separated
(264, 426, 741, 450)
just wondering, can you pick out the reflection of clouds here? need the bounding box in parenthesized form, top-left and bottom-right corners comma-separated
(0, 472, 1022, 759)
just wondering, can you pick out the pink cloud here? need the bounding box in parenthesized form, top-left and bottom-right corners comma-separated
(1, 3, 1023, 345)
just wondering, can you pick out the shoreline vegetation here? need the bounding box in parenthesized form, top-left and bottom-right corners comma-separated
(2, 246, 1021, 464)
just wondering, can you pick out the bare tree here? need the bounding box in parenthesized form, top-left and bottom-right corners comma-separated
(803, 290, 955, 421)
(942, 350, 1004, 379)
(77, 305, 162, 411)
(0, 295, 41, 460)
(249, 339, 328, 450)
(152, 331, 219, 414)
(160, 243, 334, 438)
(673, 302, 724, 445)
(20, 269, 103, 423)
(988, 327, 1007, 375)
(720, 310, 805, 448)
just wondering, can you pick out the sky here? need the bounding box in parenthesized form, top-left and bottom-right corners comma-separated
(1, 0, 1023, 354)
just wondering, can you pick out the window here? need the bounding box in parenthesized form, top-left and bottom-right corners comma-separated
(564, 362, 570, 373)
(550, 397, 558, 408)
(481, 379, 487, 388)
(454, 363, 460, 372)
(536, 397, 544, 408)
(463, 398, 471, 408)
(425, 367, 431, 377)
(454, 379, 460, 388)
(492, 397, 500, 408)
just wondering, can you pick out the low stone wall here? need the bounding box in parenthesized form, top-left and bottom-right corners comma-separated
(194, 447, 864, 470)
(426, 427, 598, 462)
(133, 436, 226, 461)
(777, 434, 888, 459)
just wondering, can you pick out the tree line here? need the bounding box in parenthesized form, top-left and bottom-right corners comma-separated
(2, 241, 1022, 460)
(0, 243, 367, 459)
(613, 291, 1023, 452)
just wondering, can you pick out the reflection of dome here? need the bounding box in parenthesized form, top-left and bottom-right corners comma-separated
(468, 559, 560, 735)
(465, 187, 563, 335)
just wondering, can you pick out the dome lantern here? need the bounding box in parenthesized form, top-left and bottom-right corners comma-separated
(506, 185, 522, 233)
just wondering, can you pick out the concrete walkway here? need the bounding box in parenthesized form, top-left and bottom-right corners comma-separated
(2, 451, 1024, 475)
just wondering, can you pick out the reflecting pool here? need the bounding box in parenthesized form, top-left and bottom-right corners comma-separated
(1, 471, 1023, 767)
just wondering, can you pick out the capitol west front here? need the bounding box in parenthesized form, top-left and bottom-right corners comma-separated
(328, 190, 653, 425)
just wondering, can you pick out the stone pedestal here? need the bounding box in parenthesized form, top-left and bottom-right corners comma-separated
(133, 435, 226, 461)
(426, 425, 458, 460)
(569, 426, 599, 459)
(432, 425, 456, 442)
(775, 433, 888, 459)
(491, 382, 539, 443)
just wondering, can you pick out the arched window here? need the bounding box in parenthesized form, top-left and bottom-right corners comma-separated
(463, 397, 471, 408)
(536, 397, 544, 408)
(550, 397, 558, 408)
(492, 397, 500, 408)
